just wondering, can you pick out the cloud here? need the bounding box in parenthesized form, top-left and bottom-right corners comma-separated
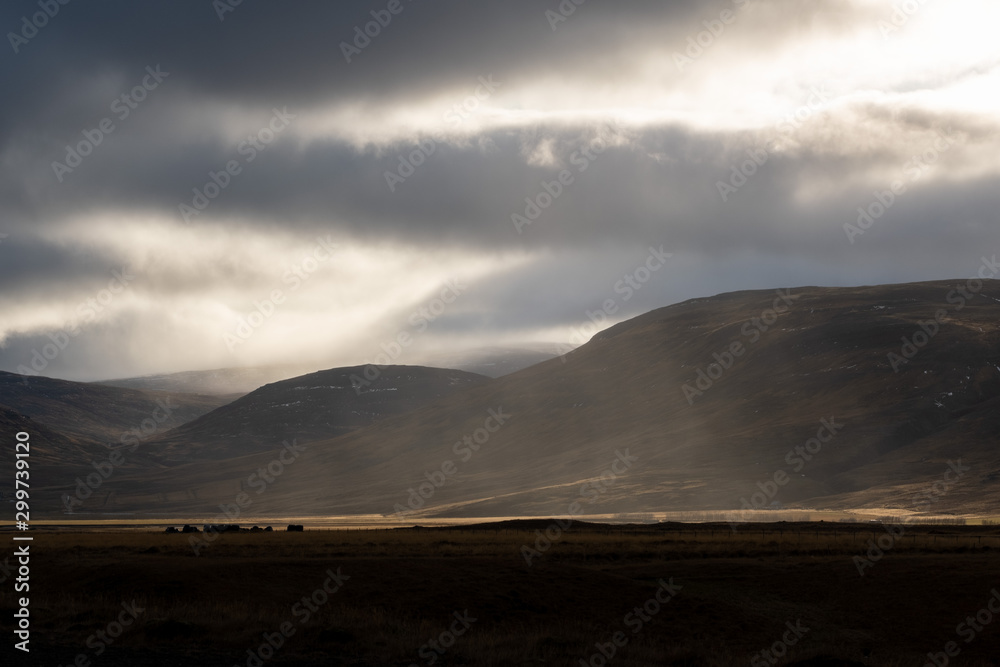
(1, 0, 998, 379)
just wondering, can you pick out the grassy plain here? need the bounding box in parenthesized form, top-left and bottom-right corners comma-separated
(3, 521, 1000, 666)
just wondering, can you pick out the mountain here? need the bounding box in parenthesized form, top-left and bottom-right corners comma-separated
(141, 365, 492, 462)
(95, 345, 562, 397)
(0, 371, 232, 448)
(0, 405, 92, 468)
(95, 364, 319, 396)
(32, 280, 1000, 518)
(416, 345, 565, 378)
(0, 374, 235, 503)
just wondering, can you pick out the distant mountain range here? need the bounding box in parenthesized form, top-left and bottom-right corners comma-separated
(0, 372, 231, 492)
(10, 280, 1000, 519)
(95, 346, 563, 396)
(0, 371, 229, 450)
(415, 344, 569, 379)
(95, 364, 317, 396)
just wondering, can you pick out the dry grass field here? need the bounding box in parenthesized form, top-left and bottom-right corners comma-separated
(3, 521, 1000, 666)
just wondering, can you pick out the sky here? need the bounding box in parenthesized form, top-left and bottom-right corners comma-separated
(0, 0, 998, 381)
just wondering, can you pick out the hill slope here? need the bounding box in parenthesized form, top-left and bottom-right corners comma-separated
(143, 366, 492, 462)
(37, 280, 1000, 518)
(0, 406, 92, 468)
(96, 346, 560, 396)
(0, 371, 233, 448)
(416, 345, 563, 378)
(96, 364, 318, 396)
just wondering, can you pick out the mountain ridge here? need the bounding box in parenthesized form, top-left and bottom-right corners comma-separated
(142, 365, 492, 462)
(21, 279, 1000, 519)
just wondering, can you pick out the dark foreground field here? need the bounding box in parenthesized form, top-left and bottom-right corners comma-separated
(3, 521, 1000, 666)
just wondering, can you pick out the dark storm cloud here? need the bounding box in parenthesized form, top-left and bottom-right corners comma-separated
(0, 0, 694, 122)
(0, 0, 711, 239)
(0, 0, 951, 251)
(0, 0, 998, 379)
(10, 114, 991, 254)
(0, 233, 126, 298)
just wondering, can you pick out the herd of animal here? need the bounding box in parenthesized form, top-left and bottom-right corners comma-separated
(163, 524, 304, 533)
